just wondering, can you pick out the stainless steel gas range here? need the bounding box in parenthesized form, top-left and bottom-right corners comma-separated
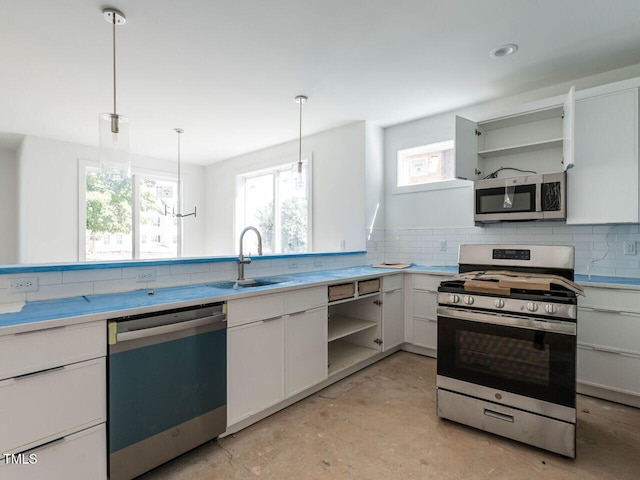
(436, 244, 582, 458)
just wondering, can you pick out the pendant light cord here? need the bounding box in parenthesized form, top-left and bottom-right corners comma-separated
(112, 16, 117, 116)
(298, 98, 303, 173)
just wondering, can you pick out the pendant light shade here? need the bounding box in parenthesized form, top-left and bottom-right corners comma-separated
(99, 8, 130, 176)
(293, 95, 307, 190)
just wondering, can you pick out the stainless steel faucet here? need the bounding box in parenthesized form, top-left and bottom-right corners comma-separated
(237, 226, 263, 282)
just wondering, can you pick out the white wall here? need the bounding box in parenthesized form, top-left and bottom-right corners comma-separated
(0, 148, 18, 263)
(14, 135, 206, 264)
(205, 122, 368, 255)
(384, 63, 640, 231)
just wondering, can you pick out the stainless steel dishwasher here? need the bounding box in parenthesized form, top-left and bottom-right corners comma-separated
(107, 302, 227, 480)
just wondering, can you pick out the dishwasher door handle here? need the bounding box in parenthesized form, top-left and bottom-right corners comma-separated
(114, 314, 226, 343)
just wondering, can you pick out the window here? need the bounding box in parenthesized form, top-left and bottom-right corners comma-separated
(396, 140, 455, 188)
(82, 164, 181, 261)
(236, 158, 312, 254)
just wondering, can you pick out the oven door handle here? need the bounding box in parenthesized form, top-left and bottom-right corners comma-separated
(437, 306, 576, 335)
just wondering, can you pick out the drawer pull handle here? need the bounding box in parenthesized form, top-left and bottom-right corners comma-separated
(19, 436, 66, 456)
(15, 325, 65, 336)
(14, 365, 65, 381)
(484, 408, 514, 423)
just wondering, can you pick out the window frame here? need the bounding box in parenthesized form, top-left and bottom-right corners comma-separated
(78, 159, 186, 261)
(234, 154, 313, 255)
(392, 140, 470, 194)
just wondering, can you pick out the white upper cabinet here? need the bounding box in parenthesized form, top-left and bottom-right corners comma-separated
(455, 115, 479, 180)
(562, 86, 575, 170)
(567, 87, 639, 224)
(455, 87, 575, 180)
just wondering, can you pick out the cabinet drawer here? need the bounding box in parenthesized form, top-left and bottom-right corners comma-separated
(413, 274, 443, 292)
(0, 321, 106, 380)
(413, 317, 437, 350)
(358, 278, 380, 296)
(578, 308, 640, 354)
(0, 357, 106, 454)
(577, 345, 640, 396)
(580, 286, 640, 313)
(328, 283, 355, 302)
(285, 287, 326, 314)
(414, 290, 437, 320)
(227, 293, 285, 327)
(0, 424, 107, 480)
(382, 274, 403, 292)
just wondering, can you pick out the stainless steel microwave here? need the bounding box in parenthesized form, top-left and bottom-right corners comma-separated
(474, 172, 566, 222)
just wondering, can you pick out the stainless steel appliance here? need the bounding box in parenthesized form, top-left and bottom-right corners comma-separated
(436, 245, 579, 457)
(474, 172, 566, 222)
(108, 302, 227, 480)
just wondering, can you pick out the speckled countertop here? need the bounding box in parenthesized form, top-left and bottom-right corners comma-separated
(1, 264, 638, 333)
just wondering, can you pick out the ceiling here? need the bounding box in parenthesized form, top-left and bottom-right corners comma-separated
(3, 0, 640, 165)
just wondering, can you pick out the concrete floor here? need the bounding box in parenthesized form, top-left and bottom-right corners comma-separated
(141, 352, 640, 480)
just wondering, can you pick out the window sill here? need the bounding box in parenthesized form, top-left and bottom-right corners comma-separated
(392, 178, 472, 195)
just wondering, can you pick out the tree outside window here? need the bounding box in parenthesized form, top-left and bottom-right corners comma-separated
(85, 169, 180, 260)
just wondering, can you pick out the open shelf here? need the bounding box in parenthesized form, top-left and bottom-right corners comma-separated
(328, 340, 379, 376)
(478, 138, 563, 158)
(328, 315, 377, 342)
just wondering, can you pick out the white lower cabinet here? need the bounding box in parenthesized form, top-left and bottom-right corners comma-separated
(408, 274, 442, 356)
(577, 285, 640, 408)
(227, 287, 327, 427)
(285, 307, 328, 397)
(0, 320, 106, 479)
(382, 274, 404, 351)
(0, 424, 106, 480)
(227, 316, 285, 425)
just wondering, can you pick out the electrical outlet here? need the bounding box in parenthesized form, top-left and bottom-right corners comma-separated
(136, 269, 157, 282)
(9, 277, 39, 293)
(314, 258, 323, 267)
(624, 241, 636, 255)
(440, 240, 447, 251)
(340, 240, 346, 250)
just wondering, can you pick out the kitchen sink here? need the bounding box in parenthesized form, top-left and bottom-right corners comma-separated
(209, 278, 290, 290)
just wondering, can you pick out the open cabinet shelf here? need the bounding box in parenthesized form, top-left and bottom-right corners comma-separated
(328, 315, 377, 342)
(478, 138, 563, 158)
(328, 340, 379, 376)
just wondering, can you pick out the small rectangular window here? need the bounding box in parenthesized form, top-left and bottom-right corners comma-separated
(397, 140, 455, 188)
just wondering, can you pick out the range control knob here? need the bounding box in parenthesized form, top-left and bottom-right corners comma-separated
(527, 302, 539, 312)
(545, 304, 557, 314)
(494, 298, 505, 308)
(463, 295, 474, 305)
(448, 294, 460, 304)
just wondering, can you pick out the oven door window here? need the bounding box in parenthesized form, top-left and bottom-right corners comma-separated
(476, 184, 536, 214)
(438, 316, 575, 408)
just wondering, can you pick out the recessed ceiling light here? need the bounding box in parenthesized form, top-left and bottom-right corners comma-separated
(490, 44, 519, 58)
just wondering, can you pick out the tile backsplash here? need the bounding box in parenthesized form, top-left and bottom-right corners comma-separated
(2, 222, 639, 306)
(0, 252, 378, 305)
(384, 223, 640, 278)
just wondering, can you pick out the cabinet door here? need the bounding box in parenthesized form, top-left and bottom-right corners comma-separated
(413, 290, 438, 351)
(562, 86, 575, 170)
(285, 307, 328, 397)
(567, 88, 639, 224)
(227, 317, 285, 425)
(382, 288, 404, 351)
(455, 115, 479, 180)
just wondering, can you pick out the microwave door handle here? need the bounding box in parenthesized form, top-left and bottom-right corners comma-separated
(535, 180, 542, 212)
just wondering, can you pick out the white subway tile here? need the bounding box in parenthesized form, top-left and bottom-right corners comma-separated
(93, 278, 141, 295)
(62, 268, 122, 284)
(169, 263, 210, 275)
(27, 282, 94, 301)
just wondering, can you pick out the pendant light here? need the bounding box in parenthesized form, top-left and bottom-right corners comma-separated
(294, 95, 307, 189)
(99, 8, 130, 176)
(165, 128, 197, 219)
